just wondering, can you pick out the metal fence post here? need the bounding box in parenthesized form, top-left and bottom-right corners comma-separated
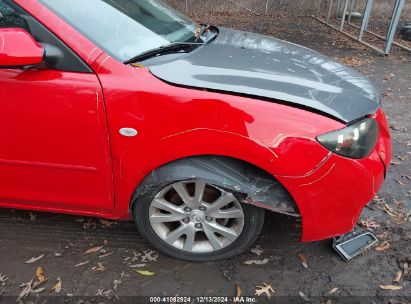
(353, 0, 358, 10)
(347, 0, 353, 23)
(340, 0, 349, 31)
(316, 0, 322, 18)
(314, 0, 409, 55)
(336, 0, 341, 17)
(384, 0, 405, 55)
(327, 0, 334, 23)
(358, 0, 373, 41)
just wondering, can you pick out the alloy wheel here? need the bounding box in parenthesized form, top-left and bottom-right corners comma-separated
(149, 180, 245, 253)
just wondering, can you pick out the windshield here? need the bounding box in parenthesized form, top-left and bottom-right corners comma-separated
(39, 0, 200, 62)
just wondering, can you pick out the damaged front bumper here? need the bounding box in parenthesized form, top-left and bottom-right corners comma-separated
(275, 109, 391, 242)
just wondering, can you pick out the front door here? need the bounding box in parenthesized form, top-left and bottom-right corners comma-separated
(0, 0, 113, 212)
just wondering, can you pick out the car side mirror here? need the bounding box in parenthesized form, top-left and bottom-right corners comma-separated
(0, 28, 44, 68)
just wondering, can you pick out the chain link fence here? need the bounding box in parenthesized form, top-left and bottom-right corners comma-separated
(165, 0, 410, 18)
(165, 0, 318, 15)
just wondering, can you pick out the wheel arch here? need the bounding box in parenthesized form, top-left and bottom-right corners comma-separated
(129, 155, 300, 218)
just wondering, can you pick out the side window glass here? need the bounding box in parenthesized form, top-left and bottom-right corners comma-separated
(0, 1, 28, 30)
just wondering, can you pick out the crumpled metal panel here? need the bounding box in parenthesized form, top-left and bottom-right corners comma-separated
(133, 156, 299, 217)
(149, 27, 380, 123)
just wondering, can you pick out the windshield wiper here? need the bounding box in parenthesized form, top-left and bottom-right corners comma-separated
(124, 41, 204, 64)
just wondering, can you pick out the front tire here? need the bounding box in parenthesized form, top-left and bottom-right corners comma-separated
(133, 180, 265, 261)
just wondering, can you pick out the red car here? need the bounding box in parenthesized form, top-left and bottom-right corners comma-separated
(0, 0, 391, 261)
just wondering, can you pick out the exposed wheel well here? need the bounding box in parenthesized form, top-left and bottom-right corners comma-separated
(130, 155, 300, 217)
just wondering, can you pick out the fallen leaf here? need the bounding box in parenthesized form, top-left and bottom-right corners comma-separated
(251, 247, 264, 256)
(328, 287, 339, 294)
(375, 241, 391, 252)
(393, 271, 402, 283)
(135, 270, 155, 276)
(131, 63, 145, 68)
(99, 219, 115, 227)
(31, 287, 46, 294)
(50, 278, 62, 293)
(298, 253, 308, 269)
(140, 249, 158, 262)
(404, 262, 409, 275)
(360, 218, 380, 230)
(243, 258, 269, 265)
(131, 251, 141, 262)
(113, 279, 122, 292)
(75, 260, 89, 267)
(84, 245, 103, 255)
(17, 280, 33, 302)
(99, 252, 114, 259)
(25, 254, 44, 264)
(129, 263, 147, 268)
(92, 262, 105, 272)
(17, 278, 48, 302)
(384, 204, 398, 217)
(379, 204, 406, 223)
(32, 277, 48, 289)
(36, 267, 45, 282)
(377, 231, 388, 239)
(379, 285, 402, 291)
(299, 290, 311, 301)
(0, 274, 8, 285)
(394, 200, 403, 206)
(396, 179, 405, 186)
(395, 155, 407, 161)
(95, 288, 113, 298)
(236, 285, 241, 297)
(255, 283, 274, 299)
(83, 219, 97, 229)
(372, 195, 386, 205)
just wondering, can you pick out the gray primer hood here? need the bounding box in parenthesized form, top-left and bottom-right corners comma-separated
(149, 28, 380, 123)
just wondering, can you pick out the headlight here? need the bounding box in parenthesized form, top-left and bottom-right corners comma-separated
(317, 118, 379, 159)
